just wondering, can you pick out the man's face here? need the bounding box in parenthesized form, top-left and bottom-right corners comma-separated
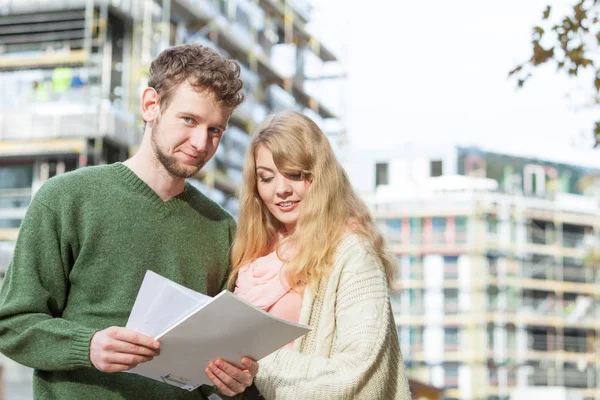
(150, 82, 230, 178)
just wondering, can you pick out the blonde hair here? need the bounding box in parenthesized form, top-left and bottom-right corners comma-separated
(229, 111, 396, 291)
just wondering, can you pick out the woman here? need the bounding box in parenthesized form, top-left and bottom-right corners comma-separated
(229, 111, 411, 399)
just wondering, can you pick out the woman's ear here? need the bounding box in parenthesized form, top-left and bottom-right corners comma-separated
(141, 87, 160, 123)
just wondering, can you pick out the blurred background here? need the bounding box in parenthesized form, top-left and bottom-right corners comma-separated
(0, 0, 600, 399)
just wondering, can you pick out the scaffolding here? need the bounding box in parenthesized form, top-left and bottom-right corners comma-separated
(0, 1, 341, 395)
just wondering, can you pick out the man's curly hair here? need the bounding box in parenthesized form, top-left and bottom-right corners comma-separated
(148, 44, 245, 111)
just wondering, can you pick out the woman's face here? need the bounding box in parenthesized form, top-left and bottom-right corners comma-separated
(255, 145, 311, 233)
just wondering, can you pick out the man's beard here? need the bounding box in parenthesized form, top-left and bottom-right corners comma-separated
(151, 123, 204, 179)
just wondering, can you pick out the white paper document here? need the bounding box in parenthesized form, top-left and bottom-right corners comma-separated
(126, 270, 311, 391)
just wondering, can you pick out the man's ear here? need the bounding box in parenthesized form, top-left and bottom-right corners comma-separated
(141, 87, 160, 123)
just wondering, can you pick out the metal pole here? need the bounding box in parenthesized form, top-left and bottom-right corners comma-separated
(83, 0, 94, 61)
(161, 0, 171, 50)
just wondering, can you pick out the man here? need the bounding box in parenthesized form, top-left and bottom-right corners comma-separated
(0, 44, 257, 399)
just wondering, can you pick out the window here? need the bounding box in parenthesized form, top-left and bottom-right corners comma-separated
(443, 256, 459, 280)
(408, 326, 424, 350)
(487, 255, 498, 276)
(432, 217, 446, 244)
(444, 362, 460, 388)
(386, 219, 402, 243)
(0, 164, 34, 229)
(432, 217, 446, 231)
(487, 285, 500, 309)
(487, 215, 499, 234)
(0, 165, 33, 189)
(375, 163, 389, 187)
(386, 219, 402, 232)
(409, 256, 423, 279)
(444, 327, 460, 350)
(0, 241, 16, 274)
(430, 160, 443, 177)
(564, 328, 587, 353)
(444, 288, 459, 313)
(455, 216, 468, 243)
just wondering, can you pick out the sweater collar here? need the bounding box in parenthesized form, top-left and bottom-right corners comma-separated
(112, 162, 195, 210)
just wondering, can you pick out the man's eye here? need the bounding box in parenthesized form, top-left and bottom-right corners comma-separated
(210, 128, 223, 136)
(183, 117, 194, 124)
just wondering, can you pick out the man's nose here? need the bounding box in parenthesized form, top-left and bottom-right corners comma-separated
(189, 128, 209, 153)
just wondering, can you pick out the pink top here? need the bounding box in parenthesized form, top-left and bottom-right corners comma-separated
(234, 250, 302, 331)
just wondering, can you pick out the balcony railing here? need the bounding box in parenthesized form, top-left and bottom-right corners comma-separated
(529, 369, 552, 386)
(564, 369, 590, 388)
(562, 231, 587, 249)
(521, 298, 556, 317)
(529, 368, 596, 388)
(0, 99, 136, 146)
(563, 265, 586, 283)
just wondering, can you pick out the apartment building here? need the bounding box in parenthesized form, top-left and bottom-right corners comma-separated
(361, 144, 600, 400)
(0, 0, 338, 396)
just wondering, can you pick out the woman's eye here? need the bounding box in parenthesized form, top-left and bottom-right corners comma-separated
(287, 173, 302, 180)
(259, 177, 274, 183)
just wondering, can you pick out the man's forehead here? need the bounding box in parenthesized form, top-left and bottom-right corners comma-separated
(171, 85, 229, 113)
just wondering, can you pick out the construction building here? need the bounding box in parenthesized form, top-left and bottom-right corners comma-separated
(0, 0, 339, 396)
(360, 144, 600, 400)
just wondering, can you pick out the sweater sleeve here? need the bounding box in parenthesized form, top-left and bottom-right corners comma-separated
(220, 218, 237, 292)
(254, 242, 411, 399)
(0, 198, 97, 371)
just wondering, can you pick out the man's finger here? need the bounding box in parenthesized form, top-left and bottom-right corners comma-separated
(110, 327, 160, 349)
(105, 340, 159, 357)
(99, 363, 132, 373)
(104, 352, 154, 367)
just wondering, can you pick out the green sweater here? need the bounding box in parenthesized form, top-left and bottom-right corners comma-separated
(0, 163, 236, 399)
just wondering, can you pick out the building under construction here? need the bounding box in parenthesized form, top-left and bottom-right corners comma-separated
(364, 144, 600, 399)
(0, 0, 338, 396)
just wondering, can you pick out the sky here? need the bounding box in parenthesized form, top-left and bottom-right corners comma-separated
(306, 0, 599, 155)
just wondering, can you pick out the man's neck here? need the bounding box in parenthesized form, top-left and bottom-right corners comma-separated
(123, 151, 186, 201)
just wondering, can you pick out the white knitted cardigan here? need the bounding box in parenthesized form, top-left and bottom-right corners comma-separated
(255, 234, 412, 400)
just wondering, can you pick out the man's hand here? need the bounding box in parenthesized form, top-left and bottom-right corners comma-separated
(90, 326, 160, 373)
(205, 357, 259, 396)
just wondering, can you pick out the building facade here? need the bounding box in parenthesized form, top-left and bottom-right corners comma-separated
(0, 0, 339, 396)
(363, 144, 600, 400)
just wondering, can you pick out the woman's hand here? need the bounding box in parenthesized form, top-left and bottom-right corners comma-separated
(205, 357, 259, 396)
